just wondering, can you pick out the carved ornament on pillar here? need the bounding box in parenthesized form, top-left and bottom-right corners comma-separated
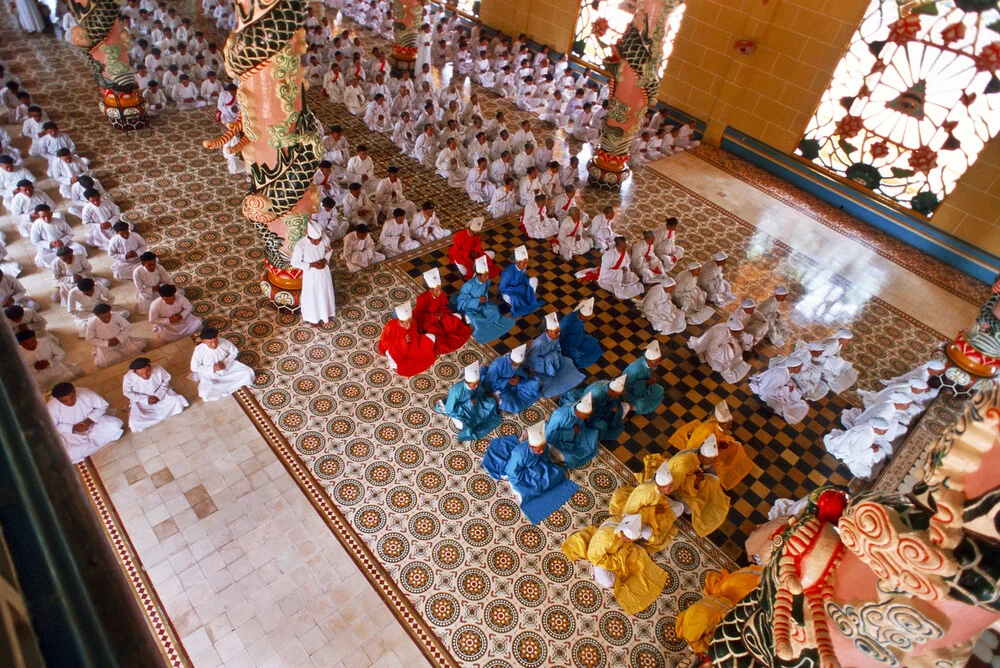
(391, 0, 424, 73)
(206, 0, 323, 311)
(587, 0, 682, 190)
(66, 0, 146, 130)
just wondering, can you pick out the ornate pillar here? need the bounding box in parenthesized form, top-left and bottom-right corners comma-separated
(587, 0, 682, 189)
(391, 0, 425, 74)
(206, 0, 322, 311)
(66, 0, 146, 131)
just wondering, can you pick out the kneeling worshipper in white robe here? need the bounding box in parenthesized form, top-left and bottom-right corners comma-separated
(823, 416, 892, 479)
(341, 183, 376, 227)
(589, 206, 616, 253)
(653, 217, 685, 270)
(753, 285, 791, 346)
(596, 237, 644, 300)
(373, 166, 417, 220)
(47, 383, 124, 464)
(122, 357, 189, 433)
(290, 222, 337, 325)
(0, 269, 39, 311)
(521, 193, 559, 240)
(379, 209, 421, 258)
(688, 317, 750, 384)
(312, 197, 349, 243)
(465, 157, 496, 203)
(50, 148, 91, 199)
(731, 298, 767, 351)
(81, 189, 124, 248)
(86, 304, 148, 369)
(436, 138, 469, 188)
(68, 279, 127, 337)
(148, 285, 203, 343)
(29, 205, 85, 269)
(859, 378, 932, 425)
(16, 330, 81, 391)
(799, 329, 859, 394)
(635, 276, 686, 335)
(779, 341, 830, 401)
(487, 177, 520, 219)
(556, 207, 592, 261)
(14, 0, 45, 33)
(51, 246, 109, 306)
(877, 358, 945, 394)
(341, 224, 385, 273)
(630, 230, 667, 284)
(410, 202, 451, 245)
(749, 350, 810, 424)
(698, 251, 737, 306)
(841, 391, 913, 442)
(133, 252, 170, 315)
(190, 327, 256, 401)
(107, 222, 147, 280)
(671, 262, 714, 325)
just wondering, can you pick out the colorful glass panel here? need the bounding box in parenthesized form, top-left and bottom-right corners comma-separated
(800, 0, 1000, 216)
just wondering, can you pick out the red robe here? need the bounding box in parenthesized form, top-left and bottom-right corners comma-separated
(377, 318, 436, 377)
(448, 229, 501, 280)
(414, 290, 472, 354)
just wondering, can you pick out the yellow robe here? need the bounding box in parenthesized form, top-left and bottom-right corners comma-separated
(640, 452, 730, 537)
(669, 419, 754, 491)
(562, 521, 669, 615)
(609, 481, 678, 552)
(674, 566, 763, 652)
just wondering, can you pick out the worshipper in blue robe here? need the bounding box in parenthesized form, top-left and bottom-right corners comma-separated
(482, 421, 579, 524)
(624, 341, 666, 415)
(545, 393, 600, 469)
(452, 255, 515, 344)
(560, 375, 629, 442)
(559, 297, 603, 370)
(499, 245, 544, 318)
(436, 362, 502, 442)
(526, 312, 586, 398)
(482, 344, 542, 413)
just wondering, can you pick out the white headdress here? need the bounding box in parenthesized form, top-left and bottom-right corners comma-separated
(727, 318, 744, 332)
(307, 220, 324, 239)
(655, 460, 673, 486)
(700, 434, 718, 457)
(740, 298, 756, 309)
(474, 255, 489, 274)
(610, 374, 626, 392)
(687, 261, 702, 271)
(645, 340, 661, 360)
(468, 217, 484, 232)
(615, 514, 643, 540)
(510, 344, 527, 364)
(575, 297, 595, 317)
(464, 362, 480, 383)
(661, 277, 676, 289)
(545, 312, 560, 330)
(835, 329, 853, 339)
(577, 391, 593, 413)
(712, 251, 728, 262)
(423, 268, 442, 288)
(514, 245, 528, 262)
(774, 285, 789, 296)
(869, 416, 891, 430)
(714, 400, 731, 423)
(926, 359, 946, 370)
(395, 301, 412, 320)
(527, 421, 546, 446)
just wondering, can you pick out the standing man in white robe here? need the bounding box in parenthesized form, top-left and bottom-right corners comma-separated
(122, 357, 189, 433)
(290, 222, 336, 325)
(107, 222, 147, 280)
(749, 351, 810, 424)
(688, 317, 750, 384)
(635, 277, 686, 335)
(86, 304, 148, 369)
(133, 252, 170, 315)
(671, 262, 714, 325)
(341, 224, 385, 272)
(16, 330, 81, 391)
(698, 251, 737, 306)
(148, 285, 203, 342)
(190, 327, 256, 401)
(597, 236, 644, 300)
(47, 383, 124, 464)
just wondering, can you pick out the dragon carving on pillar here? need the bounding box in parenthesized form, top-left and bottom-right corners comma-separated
(66, 0, 145, 130)
(205, 0, 322, 310)
(587, 0, 682, 189)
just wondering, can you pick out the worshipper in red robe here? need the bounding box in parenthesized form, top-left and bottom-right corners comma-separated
(448, 216, 501, 280)
(377, 301, 436, 376)
(413, 267, 472, 354)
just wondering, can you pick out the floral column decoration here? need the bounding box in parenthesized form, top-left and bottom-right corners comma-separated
(799, 0, 1000, 216)
(587, 0, 683, 189)
(391, 0, 425, 73)
(204, 0, 322, 310)
(66, 0, 146, 130)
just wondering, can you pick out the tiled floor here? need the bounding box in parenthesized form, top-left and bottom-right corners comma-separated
(0, 2, 992, 667)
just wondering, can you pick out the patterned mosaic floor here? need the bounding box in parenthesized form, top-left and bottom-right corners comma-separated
(0, 2, 975, 666)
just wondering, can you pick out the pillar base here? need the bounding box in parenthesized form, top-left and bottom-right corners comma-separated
(586, 157, 631, 191)
(390, 44, 417, 76)
(938, 333, 999, 398)
(260, 263, 303, 312)
(100, 89, 148, 132)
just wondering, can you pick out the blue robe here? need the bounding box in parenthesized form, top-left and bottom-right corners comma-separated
(452, 277, 515, 343)
(560, 381, 626, 441)
(545, 404, 600, 469)
(559, 311, 603, 370)
(482, 435, 579, 524)
(526, 333, 585, 398)
(439, 380, 503, 442)
(482, 355, 542, 413)
(624, 358, 664, 415)
(499, 264, 544, 318)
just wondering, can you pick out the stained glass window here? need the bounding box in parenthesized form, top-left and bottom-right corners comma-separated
(571, 0, 685, 77)
(799, 0, 1000, 216)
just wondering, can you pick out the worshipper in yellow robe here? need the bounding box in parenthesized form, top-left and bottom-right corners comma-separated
(675, 565, 763, 652)
(562, 514, 668, 615)
(668, 400, 753, 491)
(642, 437, 731, 537)
(609, 457, 683, 553)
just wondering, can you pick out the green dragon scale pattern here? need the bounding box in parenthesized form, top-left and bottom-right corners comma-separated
(225, 0, 309, 77)
(67, 0, 136, 91)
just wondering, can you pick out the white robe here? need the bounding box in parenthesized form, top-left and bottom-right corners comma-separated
(190, 339, 256, 401)
(749, 366, 809, 424)
(555, 214, 593, 261)
(122, 366, 189, 432)
(373, 178, 416, 220)
(81, 201, 123, 247)
(672, 271, 714, 325)
(47, 389, 124, 463)
(20, 338, 81, 391)
(598, 249, 644, 300)
(107, 233, 147, 280)
(630, 241, 666, 284)
(841, 400, 906, 440)
(14, 0, 45, 32)
(436, 147, 469, 188)
(340, 232, 385, 272)
(86, 314, 148, 369)
(588, 213, 615, 253)
(133, 263, 170, 315)
(520, 204, 559, 239)
(636, 285, 686, 335)
(311, 208, 349, 243)
(340, 191, 375, 227)
(68, 285, 127, 336)
(806, 337, 859, 394)
(290, 238, 337, 324)
(378, 219, 420, 257)
(410, 211, 450, 244)
(30, 218, 85, 269)
(755, 296, 789, 346)
(148, 295, 203, 342)
(698, 262, 737, 306)
(823, 425, 890, 479)
(688, 324, 750, 384)
(464, 167, 495, 203)
(652, 227, 684, 270)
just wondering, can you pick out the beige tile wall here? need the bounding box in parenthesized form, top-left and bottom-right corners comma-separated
(929, 137, 1000, 259)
